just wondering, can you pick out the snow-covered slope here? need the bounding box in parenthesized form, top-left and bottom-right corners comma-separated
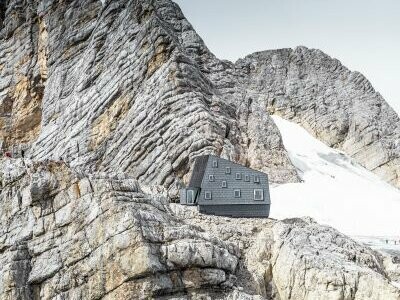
(270, 115, 400, 238)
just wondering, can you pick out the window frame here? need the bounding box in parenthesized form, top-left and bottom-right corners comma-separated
(212, 160, 218, 168)
(209, 174, 215, 182)
(187, 190, 195, 204)
(234, 189, 241, 198)
(235, 173, 242, 180)
(225, 166, 231, 174)
(221, 180, 227, 188)
(254, 175, 260, 183)
(204, 191, 212, 200)
(244, 174, 250, 182)
(253, 189, 264, 201)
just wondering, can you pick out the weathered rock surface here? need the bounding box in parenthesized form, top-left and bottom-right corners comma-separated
(0, 0, 299, 198)
(0, 158, 241, 299)
(172, 205, 400, 300)
(1, 0, 400, 299)
(1, 158, 399, 299)
(236, 48, 400, 188)
(1, 0, 399, 191)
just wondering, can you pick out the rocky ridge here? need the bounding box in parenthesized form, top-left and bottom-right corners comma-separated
(236, 48, 400, 188)
(172, 205, 400, 300)
(0, 0, 299, 198)
(1, 0, 399, 192)
(0, 158, 241, 299)
(1, 0, 400, 299)
(1, 158, 399, 299)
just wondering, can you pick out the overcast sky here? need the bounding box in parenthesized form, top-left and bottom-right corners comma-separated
(174, 0, 400, 114)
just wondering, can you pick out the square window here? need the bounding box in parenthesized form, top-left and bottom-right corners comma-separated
(245, 174, 250, 182)
(254, 175, 260, 183)
(234, 189, 241, 198)
(225, 167, 231, 174)
(254, 189, 264, 201)
(221, 180, 227, 188)
(209, 174, 215, 182)
(205, 191, 212, 200)
(235, 173, 242, 180)
(212, 160, 218, 168)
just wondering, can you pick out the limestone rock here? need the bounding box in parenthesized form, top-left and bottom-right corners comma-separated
(2, 0, 399, 191)
(172, 205, 400, 300)
(1, 0, 299, 196)
(259, 218, 400, 299)
(236, 47, 400, 188)
(0, 159, 240, 299)
(380, 250, 400, 283)
(1, 0, 400, 299)
(1, 159, 400, 299)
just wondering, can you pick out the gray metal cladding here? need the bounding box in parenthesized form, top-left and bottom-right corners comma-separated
(180, 189, 187, 204)
(183, 154, 271, 217)
(197, 155, 270, 206)
(188, 155, 209, 188)
(199, 204, 270, 218)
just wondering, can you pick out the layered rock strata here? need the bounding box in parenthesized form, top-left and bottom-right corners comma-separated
(236, 48, 400, 187)
(1, 158, 399, 299)
(0, 159, 240, 299)
(1, 0, 399, 190)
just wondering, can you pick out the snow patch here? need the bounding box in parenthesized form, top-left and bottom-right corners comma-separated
(270, 115, 400, 238)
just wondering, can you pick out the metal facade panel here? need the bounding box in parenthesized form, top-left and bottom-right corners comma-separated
(199, 204, 270, 218)
(188, 155, 209, 188)
(197, 155, 271, 206)
(180, 189, 187, 204)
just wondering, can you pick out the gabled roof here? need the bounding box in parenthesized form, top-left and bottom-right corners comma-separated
(188, 155, 209, 188)
(188, 154, 269, 189)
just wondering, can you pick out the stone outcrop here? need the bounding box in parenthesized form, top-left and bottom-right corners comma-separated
(0, 0, 46, 149)
(0, 0, 299, 197)
(172, 205, 400, 299)
(1, 0, 399, 191)
(236, 48, 400, 188)
(1, 0, 400, 299)
(1, 0, 398, 192)
(0, 158, 240, 299)
(1, 158, 399, 299)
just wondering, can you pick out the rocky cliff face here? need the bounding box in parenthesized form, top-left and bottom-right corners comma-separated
(1, 158, 399, 299)
(0, 0, 299, 198)
(0, 159, 239, 299)
(236, 48, 400, 188)
(1, 0, 398, 192)
(1, 0, 399, 191)
(1, 0, 400, 299)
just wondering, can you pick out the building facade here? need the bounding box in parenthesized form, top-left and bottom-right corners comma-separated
(180, 155, 271, 217)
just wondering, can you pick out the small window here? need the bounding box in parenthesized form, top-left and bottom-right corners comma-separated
(245, 174, 250, 182)
(205, 191, 212, 200)
(187, 190, 195, 204)
(234, 189, 241, 198)
(254, 175, 260, 183)
(254, 189, 264, 201)
(235, 173, 242, 180)
(212, 160, 218, 168)
(225, 167, 231, 174)
(221, 180, 227, 188)
(209, 174, 215, 182)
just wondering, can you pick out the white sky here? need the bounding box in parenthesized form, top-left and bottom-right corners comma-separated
(174, 0, 400, 114)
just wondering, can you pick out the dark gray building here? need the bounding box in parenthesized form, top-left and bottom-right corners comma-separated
(180, 155, 271, 217)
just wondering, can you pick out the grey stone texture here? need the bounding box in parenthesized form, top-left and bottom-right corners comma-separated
(0, 158, 240, 299)
(0, 0, 300, 198)
(171, 205, 400, 300)
(1, 0, 400, 299)
(1, 0, 398, 192)
(236, 47, 400, 188)
(1, 158, 399, 299)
